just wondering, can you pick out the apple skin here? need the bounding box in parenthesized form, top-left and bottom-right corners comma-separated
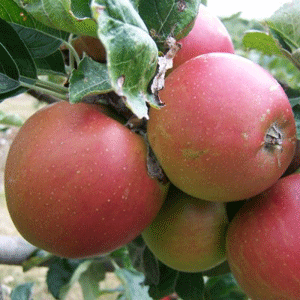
(226, 173, 300, 300)
(5, 101, 166, 258)
(172, 4, 234, 70)
(142, 185, 228, 273)
(282, 139, 300, 177)
(147, 53, 296, 202)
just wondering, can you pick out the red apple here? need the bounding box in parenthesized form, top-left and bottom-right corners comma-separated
(147, 53, 296, 202)
(282, 139, 300, 176)
(172, 4, 234, 70)
(5, 101, 166, 258)
(142, 185, 228, 272)
(227, 173, 300, 300)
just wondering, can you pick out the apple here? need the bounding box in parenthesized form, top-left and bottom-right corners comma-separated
(5, 101, 166, 258)
(282, 139, 300, 176)
(142, 185, 228, 273)
(172, 4, 234, 70)
(226, 173, 300, 300)
(147, 53, 297, 202)
(62, 35, 106, 62)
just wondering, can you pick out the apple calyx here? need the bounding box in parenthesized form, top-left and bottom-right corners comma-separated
(264, 124, 283, 152)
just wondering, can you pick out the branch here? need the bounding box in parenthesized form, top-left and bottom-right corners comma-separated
(0, 235, 117, 272)
(0, 235, 37, 265)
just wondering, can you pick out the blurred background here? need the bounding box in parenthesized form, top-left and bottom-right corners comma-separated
(208, 0, 289, 19)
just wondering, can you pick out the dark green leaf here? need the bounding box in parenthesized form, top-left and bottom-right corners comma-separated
(127, 239, 146, 273)
(71, 0, 93, 19)
(0, 0, 69, 41)
(91, 0, 159, 119)
(243, 30, 283, 57)
(69, 57, 113, 103)
(0, 43, 22, 97)
(0, 18, 37, 84)
(0, 86, 27, 101)
(204, 274, 248, 300)
(175, 272, 205, 300)
(0, 73, 20, 95)
(148, 261, 178, 299)
(35, 50, 66, 75)
(11, 23, 62, 58)
(11, 283, 34, 300)
(46, 257, 82, 299)
(142, 246, 160, 285)
(139, 0, 201, 44)
(115, 268, 152, 300)
(202, 261, 232, 277)
(292, 104, 300, 139)
(15, 0, 97, 37)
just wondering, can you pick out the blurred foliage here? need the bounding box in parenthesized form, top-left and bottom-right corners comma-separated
(222, 13, 300, 90)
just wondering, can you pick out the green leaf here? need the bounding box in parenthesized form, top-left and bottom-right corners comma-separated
(13, 0, 98, 37)
(175, 272, 205, 300)
(0, 44, 23, 98)
(115, 268, 152, 300)
(243, 30, 283, 57)
(22, 251, 54, 272)
(292, 104, 300, 139)
(138, 0, 201, 43)
(35, 50, 66, 75)
(46, 257, 83, 299)
(0, 18, 37, 84)
(266, 1, 300, 51)
(202, 261, 232, 278)
(0, 86, 27, 101)
(69, 56, 113, 103)
(148, 261, 178, 299)
(0, 110, 24, 126)
(142, 246, 160, 286)
(78, 261, 106, 300)
(204, 274, 248, 300)
(11, 283, 34, 300)
(0, 0, 69, 41)
(0, 69, 20, 94)
(11, 23, 62, 58)
(127, 238, 146, 273)
(91, 0, 159, 119)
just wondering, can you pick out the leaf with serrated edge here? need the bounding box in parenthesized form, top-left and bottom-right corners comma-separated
(69, 57, 113, 103)
(266, 1, 300, 50)
(138, 0, 201, 44)
(11, 23, 62, 58)
(13, 0, 97, 37)
(35, 50, 66, 75)
(0, 18, 37, 84)
(91, 0, 159, 119)
(0, 0, 69, 41)
(115, 268, 152, 300)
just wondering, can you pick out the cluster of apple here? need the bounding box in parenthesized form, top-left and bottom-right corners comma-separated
(4, 4, 300, 300)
